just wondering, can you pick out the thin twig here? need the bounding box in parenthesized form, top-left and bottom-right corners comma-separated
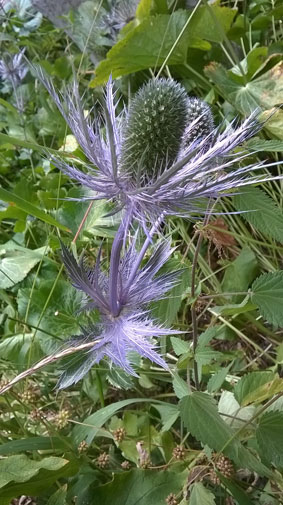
(72, 201, 94, 243)
(0, 339, 100, 395)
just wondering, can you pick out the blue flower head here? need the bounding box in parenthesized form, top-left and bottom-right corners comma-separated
(36, 70, 278, 231)
(58, 233, 183, 388)
(0, 49, 28, 86)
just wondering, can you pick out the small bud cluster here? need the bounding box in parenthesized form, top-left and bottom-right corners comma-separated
(113, 427, 126, 442)
(165, 493, 178, 505)
(96, 452, 110, 468)
(29, 409, 45, 422)
(78, 440, 88, 454)
(19, 385, 39, 405)
(121, 460, 131, 470)
(54, 408, 70, 429)
(172, 445, 186, 461)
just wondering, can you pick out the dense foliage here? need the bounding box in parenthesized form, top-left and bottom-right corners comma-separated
(0, 1, 283, 504)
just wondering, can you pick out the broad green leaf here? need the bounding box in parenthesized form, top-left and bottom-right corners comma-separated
(0, 245, 49, 289)
(221, 246, 258, 301)
(261, 108, 283, 140)
(234, 187, 283, 244)
(0, 436, 72, 456)
(189, 482, 216, 505)
(73, 398, 165, 444)
(197, 327, 218, 348)
(256, 411, 283, 467)
(180, 393, 272, 476)
(94, 469, 186, 505)
(205, 61, 283, 115)
(0, 333, 42, 366)
(195, 347, 223, 366)
(153, 404, 179, 432)
(252, 271, 283, 328)
(91, 5, 236, 86)
(0, 187, 70, 232)
(180, 393, 239, 460)
(218, 391, 255, 430)
(234, 371, 283, 406)
(0, 456, 77, 502)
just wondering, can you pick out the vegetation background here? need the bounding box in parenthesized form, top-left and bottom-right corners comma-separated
(0, 0, 283, 504)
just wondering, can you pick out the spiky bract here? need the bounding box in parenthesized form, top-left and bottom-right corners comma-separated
(0, 49, 28, 85)
(58, 238, 182, 387)
(121, 78, 188, 182)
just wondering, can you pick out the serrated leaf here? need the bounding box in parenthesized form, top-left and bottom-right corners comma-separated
(189, 482, 216, 505)
(195, 348, 223, 366)
(252, 271, 283, 328)
(246, 138, 283, 152)
(217, 475, 254, 505)
(197, 327, 218, 348)
(234, 187, 283, 243)
(172, 373, 189, 399)
(256, 411, 283, 467)
(234, 371, 283, 406)
(180, 393, 239, 461)
(153, 404, 179, 432)
(218, 391, 255, 430)
(179, 393, 272, 477)
(170, 337, 190, 356)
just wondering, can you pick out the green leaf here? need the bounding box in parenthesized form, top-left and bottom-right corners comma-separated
(180, 393, 238, 460)
(94, 469, 186, 505)
(195, 348, 223, 366)
(0, 436, 72, 456)
(47, 487, 67, 505)
(0, 245, 49, 289)
(170, 337, 190, 356)
(211, 295, 257, 317)
(190, 482, 216, 505)
(0, 455, 67, 488)
(234, 187, 283, 244)
(221, 246, 258, 301)
(256, 411, 283, 467)
(204, 61, 283, 115)
(153, 404, 179, 432)
(0, 187, 70, 232)
(246, 138, 283, 152)
(91, 5, 236, 86)
(0, 333, 42, 367)
(153, 259, 190, 325)
(207, 366, 231, 393)
(180, 393, 272, 477)
(73, 398, 165, 444)
(234, 371, 283, 406)
(172, 373, 189, 399)
(217, 475, 254, 505)
(252, 271, 283, 328)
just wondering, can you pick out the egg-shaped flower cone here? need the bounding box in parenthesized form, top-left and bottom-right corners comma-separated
(35, 68, 281, 232)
